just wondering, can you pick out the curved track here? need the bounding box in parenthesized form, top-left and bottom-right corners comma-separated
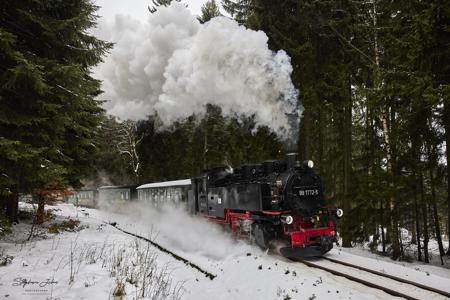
(296, 256, 450, 300)
(105, 221, 217, 280)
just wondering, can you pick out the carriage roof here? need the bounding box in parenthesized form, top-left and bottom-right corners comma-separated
(98, 185, 136, 190)
(137, 179, 191, 190)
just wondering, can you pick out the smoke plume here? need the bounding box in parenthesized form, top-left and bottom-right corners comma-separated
(97, 199, 259, 260)
(94, 2, 300, 138)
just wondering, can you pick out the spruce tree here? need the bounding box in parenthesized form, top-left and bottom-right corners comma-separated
(148, 0, 181, 13)
(0, 0, 111, 222)
(198, 0, 221, 23)
(222, 0, 257, 26)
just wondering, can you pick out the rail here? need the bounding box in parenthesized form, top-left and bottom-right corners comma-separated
(296, 257, 450, 300)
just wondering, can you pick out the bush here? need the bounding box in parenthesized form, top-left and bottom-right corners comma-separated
(48, 218, 81, 233)
(0, 217, 11, 238)
(0, 254, 14, 266)
(113, 281, 126, 297)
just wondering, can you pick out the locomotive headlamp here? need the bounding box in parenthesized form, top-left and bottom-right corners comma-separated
(336, 209, 344, 218)
(281, 215, 294, 225)
(302, 160, 314, 168)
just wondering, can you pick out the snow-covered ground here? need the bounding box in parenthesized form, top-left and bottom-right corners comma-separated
(0, 202, 449, 300)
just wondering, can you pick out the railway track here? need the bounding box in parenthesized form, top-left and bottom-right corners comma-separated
(105, 221, 217, 280)
(296, 256, 450, 300)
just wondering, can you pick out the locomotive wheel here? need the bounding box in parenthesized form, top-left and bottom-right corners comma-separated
(228, 219, 241, 240)
(252, 223, 273, 250)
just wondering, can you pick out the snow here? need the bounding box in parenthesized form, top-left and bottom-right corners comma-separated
(1, 202, 450, 299)
(307, 256, 449, 299)
(137, 179, 191, 189)
(330, 246, 450, 285)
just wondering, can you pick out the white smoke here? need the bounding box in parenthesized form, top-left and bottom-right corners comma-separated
(97, 199, 259, 260)
(94, 2, 300, 136)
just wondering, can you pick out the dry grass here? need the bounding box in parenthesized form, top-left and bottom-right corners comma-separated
(105, 240, 184, 300)
(113, 281, 126, 297)
(56, 237, 184, 300)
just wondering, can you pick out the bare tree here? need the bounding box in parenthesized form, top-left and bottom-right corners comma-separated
(116, 120, 143, 183)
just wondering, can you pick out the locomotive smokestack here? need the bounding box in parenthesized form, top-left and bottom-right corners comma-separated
(286, 153, 298, 169)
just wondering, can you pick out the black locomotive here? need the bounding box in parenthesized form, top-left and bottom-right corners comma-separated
(188, 153, 343, 258)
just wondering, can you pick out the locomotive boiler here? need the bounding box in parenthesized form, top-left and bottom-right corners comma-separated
(188, 153, 343, 258)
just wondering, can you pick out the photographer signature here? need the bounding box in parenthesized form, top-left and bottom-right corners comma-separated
(12, 277, 58, 288)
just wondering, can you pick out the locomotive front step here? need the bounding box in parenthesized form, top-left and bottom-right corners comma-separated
(280, 235, 333, 258)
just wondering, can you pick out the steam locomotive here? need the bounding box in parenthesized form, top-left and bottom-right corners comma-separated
(187, 153, 343, 258)
(73, 153, 342, 258)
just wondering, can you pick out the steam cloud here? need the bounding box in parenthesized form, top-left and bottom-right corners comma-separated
(97, 198, 259, 260)
(88, 3, 301, 260)
(94, 2, 300, 137)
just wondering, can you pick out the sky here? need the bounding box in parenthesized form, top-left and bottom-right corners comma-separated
(94, 0, 208, 22)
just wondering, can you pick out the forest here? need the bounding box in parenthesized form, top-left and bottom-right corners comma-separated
(1, 0, 449, 264)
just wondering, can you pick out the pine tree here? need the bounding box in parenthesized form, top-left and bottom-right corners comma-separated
(0, 0, 111, 222)
(148, 0, 181, 13)
(198, 0, 221, 23)
(221, 0, 258, 27)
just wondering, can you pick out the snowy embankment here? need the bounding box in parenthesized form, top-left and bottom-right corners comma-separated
(0, 202, 449, 300)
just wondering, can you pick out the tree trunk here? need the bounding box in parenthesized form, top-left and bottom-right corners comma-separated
(36, 195, 45, 225)
(341, 92, 352, 248)
(429, 164, 445, 264)
(413, 173, 422, 261)
(381, 106, 400, 259)
(389, 198, 401, 259)
(5, 186, 18, 223)
(444, 101, 450, 256)
(370, 0, 401, 258)
(318, 110, 324, 175)
(380, 199, 386, 255)
(419, 170, 430, 263)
